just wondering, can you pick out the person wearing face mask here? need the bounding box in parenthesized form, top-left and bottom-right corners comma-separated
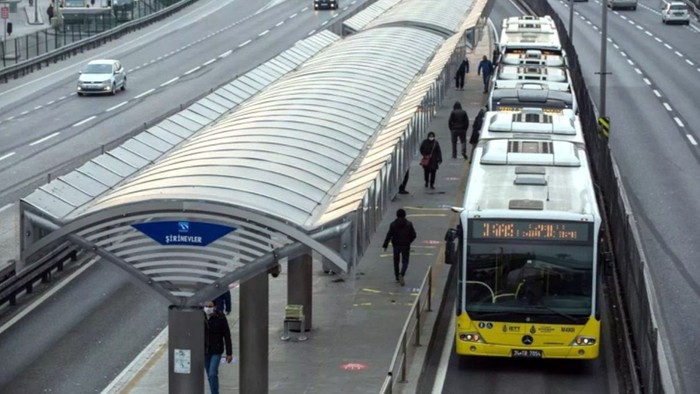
(419, 131, 443, 190)
(203, 300, 233, 394)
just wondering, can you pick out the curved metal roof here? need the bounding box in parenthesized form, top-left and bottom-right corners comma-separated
(365, 0, 475, 37)
(76, 27, 445, 230)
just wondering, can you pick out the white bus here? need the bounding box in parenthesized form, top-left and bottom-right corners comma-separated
(499, 16, 562, 53)
(479, 108, 583, 146)
(447, 137, 603, 359)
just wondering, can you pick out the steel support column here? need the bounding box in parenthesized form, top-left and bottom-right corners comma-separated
(240, 270, 269, 393)
(168, 306, 205, 394)
(288, 253, 313, 331)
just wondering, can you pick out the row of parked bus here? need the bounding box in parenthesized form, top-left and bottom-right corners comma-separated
(445, 16, 604, 360)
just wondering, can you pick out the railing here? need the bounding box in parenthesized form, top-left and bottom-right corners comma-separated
(522, 0, 672, 392)
(379, 266, 433, 394)
(0, 0, 199, 83)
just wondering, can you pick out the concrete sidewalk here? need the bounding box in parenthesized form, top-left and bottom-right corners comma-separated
(105, 32, 492, 394)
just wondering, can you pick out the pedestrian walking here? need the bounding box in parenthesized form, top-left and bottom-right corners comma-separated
(46, 3, 54, 22)
(469, 106, 487, 163)
(454, 58, 469, 90)
(448, 101, 469, 159)
(382, 208, 417, 286)
(398, 169, 410, 195)
(477, 55, 494, 94)
(214, 290, 232, 315)
(203, 300, 233, 394)
(419, 131, 443, 189)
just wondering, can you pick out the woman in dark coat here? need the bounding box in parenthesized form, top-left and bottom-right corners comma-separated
(469, 106, 487, 163)
(419, 131, 443, 189)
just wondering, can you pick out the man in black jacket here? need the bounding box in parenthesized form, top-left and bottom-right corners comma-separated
(448, 101, 470, 159)
(382, 209, 417, 286)
(203, 300, 233, 394)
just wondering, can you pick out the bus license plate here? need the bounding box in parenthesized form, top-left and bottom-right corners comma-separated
(512, 349, 543, 358)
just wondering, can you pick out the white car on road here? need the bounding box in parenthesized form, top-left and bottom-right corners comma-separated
(77, 59, 127, 96)
(661, 1, 691, 24)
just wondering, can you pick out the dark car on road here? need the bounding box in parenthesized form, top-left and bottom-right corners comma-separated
(314, 0, 338, 10)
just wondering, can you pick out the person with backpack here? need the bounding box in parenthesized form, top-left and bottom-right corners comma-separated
(382, 208, 417, 286)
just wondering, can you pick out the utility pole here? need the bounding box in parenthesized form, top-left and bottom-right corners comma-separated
(569, 0, 575, 42)
(34, 0, 39, 24)
(599, 0, 609, 117)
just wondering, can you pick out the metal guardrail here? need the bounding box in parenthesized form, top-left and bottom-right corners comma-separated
(0, 0, 199, 83)
(0, 242, 79, 307)
(379, 266, 433, 394)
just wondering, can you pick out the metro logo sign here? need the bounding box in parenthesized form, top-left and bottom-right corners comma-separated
(132, 221, 236, 247)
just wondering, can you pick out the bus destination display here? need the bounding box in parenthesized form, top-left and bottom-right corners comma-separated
(471, 220, 590, 242)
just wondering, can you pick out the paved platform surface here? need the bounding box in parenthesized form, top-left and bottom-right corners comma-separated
(96, 30, 492, 394)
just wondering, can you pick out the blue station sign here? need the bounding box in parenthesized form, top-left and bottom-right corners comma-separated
(132, 221, 237, 247)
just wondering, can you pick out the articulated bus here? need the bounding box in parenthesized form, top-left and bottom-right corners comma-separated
(446, 136, 603, 359)
(444, 14, 603, 360)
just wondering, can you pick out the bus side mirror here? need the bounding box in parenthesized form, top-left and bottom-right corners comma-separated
(444, 228, 458, 265)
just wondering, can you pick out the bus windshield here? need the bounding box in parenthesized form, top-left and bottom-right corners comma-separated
(464, 241, 593, 321)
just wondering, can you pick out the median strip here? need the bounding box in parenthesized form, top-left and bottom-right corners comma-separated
(29, 132, 60, 146)
(72, 116, 97, 127)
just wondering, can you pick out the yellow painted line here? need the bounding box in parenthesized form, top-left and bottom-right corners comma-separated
(407, 213, 448, 218)
(403, 206, 450, 211)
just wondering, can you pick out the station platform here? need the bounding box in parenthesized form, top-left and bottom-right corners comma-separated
(102, 31, 492, 394)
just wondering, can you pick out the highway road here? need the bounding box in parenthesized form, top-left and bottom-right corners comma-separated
(545, 0, 700, 391)
(0, 0, 370, 392)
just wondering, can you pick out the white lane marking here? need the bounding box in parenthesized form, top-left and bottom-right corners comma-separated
(47, 100, 55, 105)
(0, 203, 13, 213)
(636, 25, 643, 30)
(613, 43, 619, 49)
(72, 116, 96, 127)
(645, 31, 652, 36)
(592, 25, 598, 31)
(219, 50, 232, 58)
(653, 89, 661, 97)
(351, 0, 356, 3)
(157, 56, 163, 60)
(620, 15, 627, 20)
(34, 105, 42, 110)
(276, 20, 284, 27)
(5, 116, 15, 121)
(239, 39, 252, 48)
(675, 51, 683, 57)
(664, 43, 672, 49)
(643, 78, 651, 85)
(302, 6, 308, 11)
(259, 29, 269, 37)
(184, 66, 201, 75)
(142, 63, 149, 67)
(607, 37, 612, 42)
(686, 59, 694, 66)
(19, 110, 29, 115)
(663, 102, 672, 111)
(629, 20, 635, 25)
(134, 89, 155, 99)
(290, 12, 297, 18)
(202, 58, 217, 66)
(106, 101, 128, 112)
(432, 308, 455, 394)
(160, 77, 179, 87)
(635, 68, 642, 74)
(674, 117, 684, 128)
(100, 327, 169, 394)
(58, 95, 67, 100)
(687, 135, 698, 145)
(0, 152, 16, 162)
(655, 37, 662, 42)
(321, 20, 328, 26)
(29, 131, 60, 146)
(586, 20, 592, 25)
(620, 51, 627, 57)
(0, 257, 98, 336)
(69, 93, 76, 96)
(627, 59, 634, 66)
(308, 29, 316, 36)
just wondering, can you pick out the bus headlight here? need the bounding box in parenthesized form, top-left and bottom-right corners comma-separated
(571, 336, 596, 346)
(459, 332, 484, 343)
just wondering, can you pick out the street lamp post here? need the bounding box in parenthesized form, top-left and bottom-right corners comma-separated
(569, 0, 575, 42)
(599, 0, 609, 117)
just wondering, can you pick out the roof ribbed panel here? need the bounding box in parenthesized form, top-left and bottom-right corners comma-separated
(77, 27, 445, 229)
(365, 0, 475, 37)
